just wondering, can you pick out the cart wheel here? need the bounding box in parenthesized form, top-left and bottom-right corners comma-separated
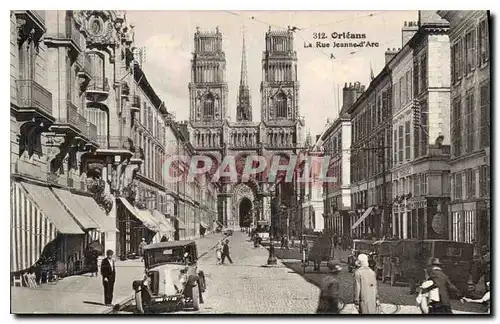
(390, 272, 397, 286)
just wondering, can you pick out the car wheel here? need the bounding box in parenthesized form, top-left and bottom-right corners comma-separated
(135, 290, 145, 314)
(192, 285, 200, 311)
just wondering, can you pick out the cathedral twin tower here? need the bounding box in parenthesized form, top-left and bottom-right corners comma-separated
(188, 26, 302, 146)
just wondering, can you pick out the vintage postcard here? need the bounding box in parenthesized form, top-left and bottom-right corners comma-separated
(9, 10, 490, 315)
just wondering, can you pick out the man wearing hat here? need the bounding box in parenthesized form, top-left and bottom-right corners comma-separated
(101, 249, 116, 305)
(354, 253, 379, 314)
(427, 257, 460, 313)
(316, 261, 343, 314)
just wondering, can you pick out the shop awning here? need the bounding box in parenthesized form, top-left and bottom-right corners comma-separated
(351, 206, 374, 230)
(20, 182, 84, 234)
(200, 221, 209, 229)
(52, 188, 98, 230)
(11, 182, 59, 272)
(118, 198, 160, 233)
(74, 195, 118, 232)
(151, 209, 175, 233)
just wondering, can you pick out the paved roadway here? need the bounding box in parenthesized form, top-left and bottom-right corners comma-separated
(116, 232, 487, 315)
(117, 231, 319, 314)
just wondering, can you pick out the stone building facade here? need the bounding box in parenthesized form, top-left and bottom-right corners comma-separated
(348, 70, 393, 239)
(437, 10, 491, 250)
(391, 12, 451, 241)
(321, 84, 360, 237)
(183, 26, 306, 231)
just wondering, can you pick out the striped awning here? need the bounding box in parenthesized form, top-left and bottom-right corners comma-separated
(52, 188, 99, 230)
(11, 182, 59, 272)
(151, 210, 175, 232)
(20, 182, 84, 234)
(118, 198, 160, 233)
(74, 195, 118, 233)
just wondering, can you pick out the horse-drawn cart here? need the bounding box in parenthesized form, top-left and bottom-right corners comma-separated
(301, 234, 334, 273)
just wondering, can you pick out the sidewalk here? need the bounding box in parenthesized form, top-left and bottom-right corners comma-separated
(10, 233, 227, 314)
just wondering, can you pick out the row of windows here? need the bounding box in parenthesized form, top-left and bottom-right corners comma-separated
(394, 69, 412, 111)
(452, 211, 475, 243)
(350, 129, 391, 183)
(393, 173, 429, 198)
(451, 83, 490, 157)
(352, 89, 391, 143)
(323, 132, 342, 156)
(452, 165, 490, 201)
(451, 19, 489, 84)
(350, 185, 392, 209)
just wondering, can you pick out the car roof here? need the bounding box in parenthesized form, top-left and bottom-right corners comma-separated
(143, 240, 196, 250)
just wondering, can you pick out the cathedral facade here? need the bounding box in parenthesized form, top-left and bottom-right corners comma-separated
(181, 26, 306, 229)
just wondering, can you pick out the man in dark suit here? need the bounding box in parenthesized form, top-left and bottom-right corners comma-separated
(101, 249, 116, 305)
(221, 239, 233, 264)
(426, 258, 461, 314)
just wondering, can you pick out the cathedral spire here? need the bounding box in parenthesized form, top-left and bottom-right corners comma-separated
(240, 29, 248, 87)
(236, 26, 252, 122)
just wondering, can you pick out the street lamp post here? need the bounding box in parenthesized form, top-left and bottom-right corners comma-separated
(267, 185, 278, 265)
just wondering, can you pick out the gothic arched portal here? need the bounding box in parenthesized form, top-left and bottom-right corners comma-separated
(239, 197, 253, 227)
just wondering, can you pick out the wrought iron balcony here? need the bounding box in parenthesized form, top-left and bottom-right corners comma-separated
(86, 77, 110, 102)
(44, 18, 82, 53)
(131, 94, 141, 111)
(57, 100, 79, 129)
(15, 79, 53, 118)
(86, 122, 98, 144)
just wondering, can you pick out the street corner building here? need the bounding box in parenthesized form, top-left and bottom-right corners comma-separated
(9, 10, 219, 290)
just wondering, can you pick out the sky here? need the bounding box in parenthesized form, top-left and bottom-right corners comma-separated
(126, 10, 418, 138)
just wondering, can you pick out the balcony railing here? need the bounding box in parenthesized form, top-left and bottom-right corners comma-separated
(31, 11, 46, 28)
(96, 136, 132, 150)
(59, 100, 79, 129)
(77, 112, 87, 135)
(86, 122, 98, 143)
(15, 79, 53, 117)
(77, 53, 93, 79)
(87, 77, 110, 93)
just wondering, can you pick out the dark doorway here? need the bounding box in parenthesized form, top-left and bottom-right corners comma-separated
(239, 197, 252, 228)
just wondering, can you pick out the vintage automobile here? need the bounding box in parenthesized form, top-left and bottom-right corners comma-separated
(132, 241, 207, 313)
(301, 234, 334, 273)
(388, 239, 474, 295)
(347, 239, 375, 273)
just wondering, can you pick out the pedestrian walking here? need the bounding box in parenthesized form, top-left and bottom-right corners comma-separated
(426, 258, 461, 314)
(353, 253, 379, 314)
(215, 243, 222, 265)
(100, 249, 116, 306)
(221, 239, 233, 264)
(316, 262, 343, 314)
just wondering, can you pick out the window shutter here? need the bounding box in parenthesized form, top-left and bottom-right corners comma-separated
(462, 38, 467, 77)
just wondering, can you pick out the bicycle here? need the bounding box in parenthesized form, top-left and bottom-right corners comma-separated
(335, 298, 400, 314)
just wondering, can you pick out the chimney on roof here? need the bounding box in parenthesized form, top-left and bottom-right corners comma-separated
(402, 21, 419, 47)
(342, 81, 365, 112)
(385, 47, 398, 64)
